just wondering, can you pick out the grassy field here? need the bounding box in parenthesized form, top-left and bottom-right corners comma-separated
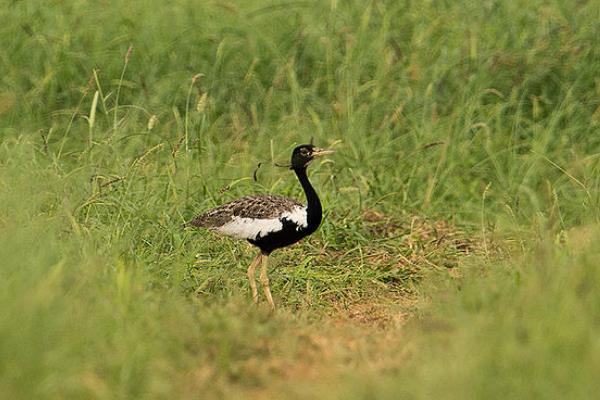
(2, 0, 600, 398)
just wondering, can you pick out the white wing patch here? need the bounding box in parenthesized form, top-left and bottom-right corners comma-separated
(214, 206, 308, 240)
(281, 206, 308, 229)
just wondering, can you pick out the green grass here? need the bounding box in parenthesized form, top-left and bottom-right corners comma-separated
(1, 0, 600, 398)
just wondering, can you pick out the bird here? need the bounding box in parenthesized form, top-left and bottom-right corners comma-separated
(185, 143, 334, 310)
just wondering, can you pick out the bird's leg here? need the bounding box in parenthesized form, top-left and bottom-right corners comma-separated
(259, 255, 276, 311)
(246, 254, 261, 304)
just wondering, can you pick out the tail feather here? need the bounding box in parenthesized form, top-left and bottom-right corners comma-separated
(182, 217, 206, 229)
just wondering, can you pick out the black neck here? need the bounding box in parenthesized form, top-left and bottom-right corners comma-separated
(293, 167, 322, 232)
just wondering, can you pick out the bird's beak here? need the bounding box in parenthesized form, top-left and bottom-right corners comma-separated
(312, 147, 335, 157)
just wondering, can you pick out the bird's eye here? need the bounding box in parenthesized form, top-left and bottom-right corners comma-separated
(300, 149, 310, 156)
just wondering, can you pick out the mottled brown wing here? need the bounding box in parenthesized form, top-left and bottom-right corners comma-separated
(186, 195, 303, 229)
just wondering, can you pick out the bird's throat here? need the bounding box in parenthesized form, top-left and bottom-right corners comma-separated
(293, 167, 322, 232)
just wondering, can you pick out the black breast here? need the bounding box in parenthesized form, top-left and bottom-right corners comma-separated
(248, 218, 312, 255)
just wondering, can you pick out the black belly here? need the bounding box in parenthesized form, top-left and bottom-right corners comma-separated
(247, 218, 313, 255)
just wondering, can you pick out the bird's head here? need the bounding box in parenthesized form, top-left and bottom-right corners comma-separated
(290, 143, 334, 170)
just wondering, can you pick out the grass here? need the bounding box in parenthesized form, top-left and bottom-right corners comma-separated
(1, 0, 600, 398)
